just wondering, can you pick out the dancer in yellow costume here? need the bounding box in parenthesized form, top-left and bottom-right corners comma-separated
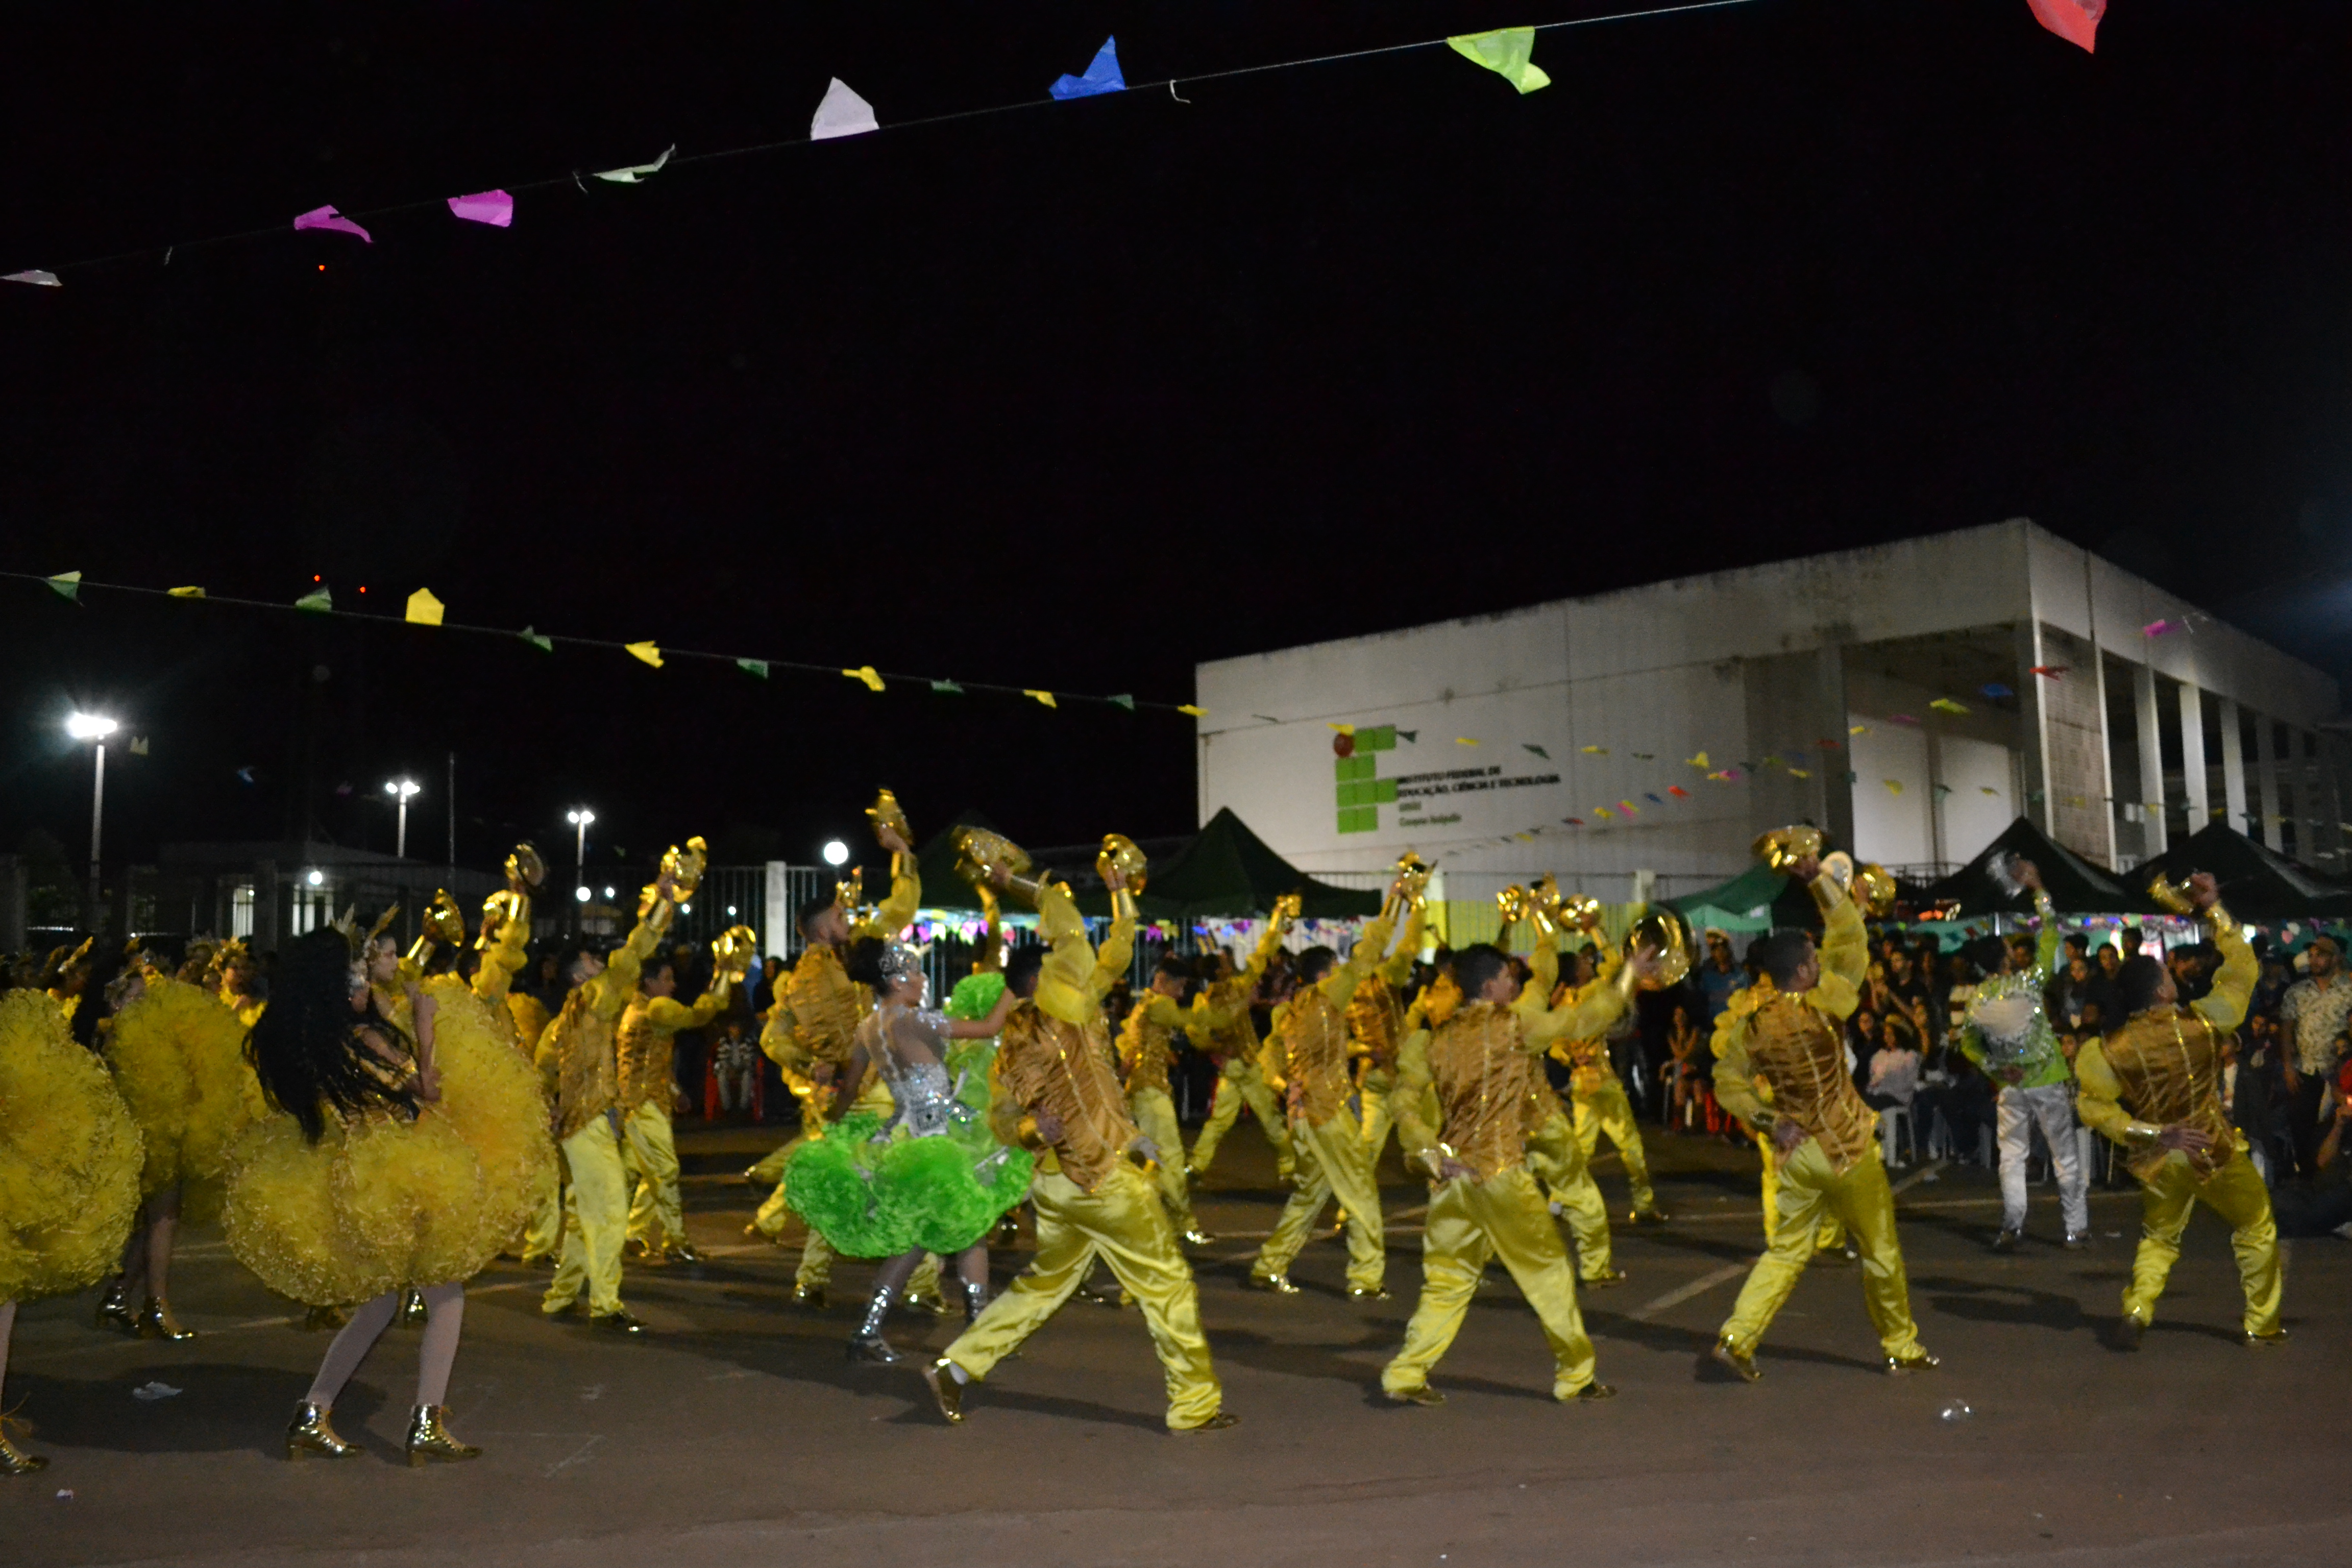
(920, 841, 1234, 1432)
(227, 925, 551, 1465)
(2072, 872, 2278, 1348)
(1183, 906, 1296, 1184)
(457, 853, 562, 1263)
(214, 941, 268, 1028)
(619, 936, 747, 1263)
(1351, 863, 1428, 1171)
(1708, 840, 1935, 1381)
(534, 854, 688, 1333)
(1555, 948, 1668, 1224)
(0, 988, 144, 1474)
(748, 804, 923, 1305)
(1250, 884, 1403, 1297)
(1117, 956, 1215, 1244)
(97, 957, 263, 1341)
(1383, 936, 1657, 1405)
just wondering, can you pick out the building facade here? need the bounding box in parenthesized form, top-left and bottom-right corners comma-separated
(1194, 520, 2344, 902)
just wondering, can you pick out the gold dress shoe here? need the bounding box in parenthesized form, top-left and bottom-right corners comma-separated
(1581, 1267, 1629, 1288)
(398, 1288, 428, 1327)
(793, 1284, 827, 1310)
(0, 1432, 49, 1475)
(1179, 1411, 1240, 1432)
(1346, 1286, 1392, 1302)
(1385, 1384, 1446, 1407)
(589, 1311, 648, 1336)
(285, 1402, 361, 1460)
(1247, 1273, 1301, 1295)
(1885, 1348, 1941, 1375)
(138, 1297, 196, 1341)
(668, 1242, 704, 1265)
(405, 1405, 481, 1466)
(94, 1279, 139, 1336)
(1711, 1336, 1761, 1383)
(922, 1357, 967, 1424)
(1180, 1229, 1215, 1246)
(1630, 1207, 1671, 1226)
(1573, 1382, 1618, 1402)
(2108, 1315, 2146, 1351)
(2246, 1327, 2289, 1348)
(302, 1305, 348, 1333)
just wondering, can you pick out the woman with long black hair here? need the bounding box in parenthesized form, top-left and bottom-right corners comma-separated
(227, 925, 550, 1465)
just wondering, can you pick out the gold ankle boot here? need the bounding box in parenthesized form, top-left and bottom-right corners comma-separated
(398, 1288, 428, 1327)
(285, 1402, 360, 1460)
(404, 1405, 481, 1467)
(0, 1431, 48, 1475)
(138, 1296, 195, 1341)
(94, 1279, 139, 1335)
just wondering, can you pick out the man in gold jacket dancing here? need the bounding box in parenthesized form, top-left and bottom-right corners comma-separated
(2073, 871, 2279, 1348)
(534, 864, 680, 1334)
(922, 855, 1234, 1432)
(1184, 909, 1297, 1185)
(1117, 957, 1216, 1245)
(1350, 886, 1426, 1171)
(1556, 948, 1668, 1225)
(619, 947, 740, 1264)
(1381, 936, 1655, 1405)
(1708, 850, 1937, 1381)
(1249, 886, 1404, 1297)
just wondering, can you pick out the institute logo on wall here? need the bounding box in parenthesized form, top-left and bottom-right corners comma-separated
(1332, 725, 1400, 833)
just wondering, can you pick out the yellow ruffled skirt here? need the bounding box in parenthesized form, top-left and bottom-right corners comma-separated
(1, 988, 145, 1302)
(103, 976, 265, 1217)
(223, 979, 555, 1306)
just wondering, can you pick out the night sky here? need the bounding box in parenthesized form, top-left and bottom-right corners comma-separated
(4, 2, 2349, 890)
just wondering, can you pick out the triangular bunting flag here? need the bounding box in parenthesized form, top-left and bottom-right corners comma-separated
(593, 146, 674, 184)
(1929, 697, 1969, 715)
(625, 640, 664, 668)
(1024, 690, 1058, 708)
(1050, 37, 1127, 100)
(933, 679, 966, 695)
(5, 270, 61, 287)
(520, 626, 553, 653)
(1447, 28, 1551, 94)
(293, 205, 372, 242)
(167, 585, 204, 598)
(737, 658, 769, 678)
(1178, 703, 1205, 717)
(844, 665, 886, 692)
(1109, 694, 1136, 710)
(1524, 744, 1550, 760)
(812, 79, 879, 141)
(295, 587, 332, 612)
(44, 570, 80, 601)
(2026, 0, 2103, 53)
(448, 190, 515, 226)
(405, 587, 445, 626)
(1395, 729, 1417, 743)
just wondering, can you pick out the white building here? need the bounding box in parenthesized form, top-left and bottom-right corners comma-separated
(1193, 520, 2344, 905)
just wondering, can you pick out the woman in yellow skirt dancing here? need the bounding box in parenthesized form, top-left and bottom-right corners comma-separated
(227, 927, 552, 1466)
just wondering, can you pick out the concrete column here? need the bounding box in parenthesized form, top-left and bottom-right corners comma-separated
(2177, 681, 2209, 835)
(2015, 620, 2053, 836)
(2299, 732, 2327, 862)
(252, 861, 280, 952)
(2217, 697, 2249, 836)
(763, 861, 793, 961)
(2133, 663, 2168, 858)
(2256, 717, 2283, 848)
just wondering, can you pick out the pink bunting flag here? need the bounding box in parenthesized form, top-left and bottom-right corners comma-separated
(2027, 0, 2103, 53)
(447, 190, 513, 227)
(4, 268, 60, 286)
(2142, 618, 2171, 638)
(293, 205, 372, 243)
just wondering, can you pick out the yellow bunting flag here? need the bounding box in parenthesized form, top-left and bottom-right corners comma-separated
(1686, 750, 1710, 769)
(1620, 800, 1638, 815)
(1594, 806, 1614, 820)
(1447, 28, 1550, 94)
(844, 666, 885, 692)
(1980, 786, 1998, 796)
(1025, 690, 1058, 708)
(167, 585, 205, 598)
(1329, 722, 1355, 734)
(1789, 767, 1811, 779)
(1178, 704, 1206, 717)
(1581, 745, 1608, 754)
(1455, 737, 1479, 746)
(1883, 779, 1904, 796)
(405, 588, 445, 626)
(1850, 724, 1868, 735)
(625, 641, 663, 668)
(1929, 697, 1969, 715)
(44, 570, 81, 601)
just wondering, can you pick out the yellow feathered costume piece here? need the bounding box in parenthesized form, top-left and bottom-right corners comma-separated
(223, 977, 554, 1307)
(103, 975, 265, 1215)
(1, 989, 145, 1301)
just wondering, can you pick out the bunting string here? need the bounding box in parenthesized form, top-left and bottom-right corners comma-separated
(0, 0, 2122, 286)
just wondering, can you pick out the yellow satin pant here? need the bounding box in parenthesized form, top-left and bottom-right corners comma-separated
(1189, 1057, 1294, 1180)
(521, 1145, 565, 1261)
(1383, 1164, 1598, 1399)
(2122, 1148, 2282, 1336)
(623, 1100, 685, 1250)
(1526, 1110, 1616, 1280)
(1573, 1075, 1657, 1214)
(1255, 1111, 1385, 1291)
(1757, 1134, 1846, 1252)
(1720, 1137, 1922, 1358)
(546, 1115, 631, 1317)
(944, 1164, 1223, 1430)
(1360, 1066, 1396, 1169)
(1128, 1086, 1198, 1234)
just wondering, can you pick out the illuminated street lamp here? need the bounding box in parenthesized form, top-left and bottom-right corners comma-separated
(567, 808, 595, 909)
(66, 712, 118, 920)
(383, 777, 422, 859)
(821, 839, 850, 868)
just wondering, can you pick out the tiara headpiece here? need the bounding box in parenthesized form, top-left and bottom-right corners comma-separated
(876, 940, 924, 988)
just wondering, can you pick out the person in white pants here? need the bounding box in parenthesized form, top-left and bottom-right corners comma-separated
(1955, 861, 2090, 1250)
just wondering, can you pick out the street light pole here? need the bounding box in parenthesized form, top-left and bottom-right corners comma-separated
(384, 778, 422, 859)
(567, 808, 596, 902)
(66, 712, 119, 927)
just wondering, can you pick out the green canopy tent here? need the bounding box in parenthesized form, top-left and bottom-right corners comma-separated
(1925, 817, 2153, 918)
(1127, 807, 1381, 923)
(2145, 823, 2352, 921)
(1662, 861, 1791, 934)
